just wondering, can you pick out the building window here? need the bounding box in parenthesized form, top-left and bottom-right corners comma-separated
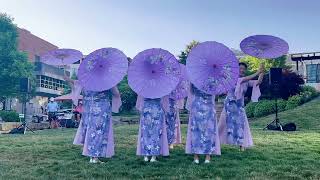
(36, 75, 66, 91)
(35, 55, 40, 62)
(306, 64, 320, 83)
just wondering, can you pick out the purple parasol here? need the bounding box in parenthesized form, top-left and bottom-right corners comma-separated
(169, 64, 189, 100)
(41, 49, 83, 65)
(186, 41, 239, 95)
(78, 48, 128, 91)
(240, 35, 289, 59)
(128, 48, 181, 98)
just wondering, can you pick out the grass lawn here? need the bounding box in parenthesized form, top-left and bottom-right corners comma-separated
(0, 99, 320, 179)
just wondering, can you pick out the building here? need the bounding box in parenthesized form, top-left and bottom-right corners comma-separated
(287, 52, 320, 91)
(5, 28, 72, 115)
(65, 59, 82, 78)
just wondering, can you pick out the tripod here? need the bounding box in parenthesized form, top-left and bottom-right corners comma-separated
(263, 69, 283, 131)
(263, 98, 283, 131)
(18, 94, 35, 134)
(16, 121, 35, 134)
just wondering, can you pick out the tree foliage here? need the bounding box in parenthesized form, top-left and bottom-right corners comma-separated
(241, 55, 302, 101)
(259, 70, 304, 100)
(118, 76, 137, 113)
(178, 40, 199, 65)
(240, 55, 290, 75)
(0, 13, 34, 102)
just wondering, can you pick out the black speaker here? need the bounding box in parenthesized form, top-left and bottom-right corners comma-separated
(20, 78, 30, 93)
(269, 68, 282, 85)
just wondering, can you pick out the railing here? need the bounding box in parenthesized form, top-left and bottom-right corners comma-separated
(34, 62, 65, 76)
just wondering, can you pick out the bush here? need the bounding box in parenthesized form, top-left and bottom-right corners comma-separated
(120, 87, 137, 113)
(245, 99, 286, 118)
(245, 102, 257, 118)
(277, 99, 287, 112)
(285, 95, 302, 110)
(253, 100, 275, 118)
(118, 76, 137, 113)
(300, 91, 312, 104)
(0, 111, 19, 122)
(301, 85, 319, 98)
(259, 70, 304, 100)
(244, 85, 318, 118)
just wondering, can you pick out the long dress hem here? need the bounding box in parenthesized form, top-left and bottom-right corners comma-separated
(218, 78, 259, 148)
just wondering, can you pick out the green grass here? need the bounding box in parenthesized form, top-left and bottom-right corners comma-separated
(0, 99, 320, 179)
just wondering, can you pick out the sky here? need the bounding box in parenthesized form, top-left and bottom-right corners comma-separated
(1, 0, 319, 57)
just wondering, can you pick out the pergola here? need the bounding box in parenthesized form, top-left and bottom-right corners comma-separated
(290, 52, 320, 71)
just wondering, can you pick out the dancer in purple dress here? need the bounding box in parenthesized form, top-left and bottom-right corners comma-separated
(136, 96, 169, 162)
(185, 84, 221, 164)
(164, 96, 184, 149)
(65, 74, 121, 163)
(218, 63, 264, 151)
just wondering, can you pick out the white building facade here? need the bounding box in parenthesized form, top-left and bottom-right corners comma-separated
(287, 52, 320, 91)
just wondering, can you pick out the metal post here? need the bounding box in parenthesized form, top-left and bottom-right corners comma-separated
(23, 98, 27, 134)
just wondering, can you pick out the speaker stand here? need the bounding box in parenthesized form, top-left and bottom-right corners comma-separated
(263, 98, 283, 131)
(21, 95, 35, 134)
(16, 122, 35, 134)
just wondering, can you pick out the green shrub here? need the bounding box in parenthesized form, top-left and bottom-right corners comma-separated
(119, 88, 137, 113)
(302, 85, 318, 95)
(245, 102, 257, 118)
(300, 91, 312, 103)
(253, 100, 275, 118)
(246, 100, 285, 118)
(301, 85, 319, 100)
(277, 99, 287, 112)
(285, 95, 302, 110)
(243, 86, 318, 118)
(0, 111, 19, 122)
(118, 76, 137, 113)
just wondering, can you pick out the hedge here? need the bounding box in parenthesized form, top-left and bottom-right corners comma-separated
(285, 95, 302, 110)
(301, 85, 319, 98)
(245, 102, 256, 118)
(245, 85, 319, 118)
(118, 76, 138, 113)
(253, 100, 275, 117)
(0, 111, 20, 122)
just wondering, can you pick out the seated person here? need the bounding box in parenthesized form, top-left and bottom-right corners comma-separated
(74, 100, 83, 122)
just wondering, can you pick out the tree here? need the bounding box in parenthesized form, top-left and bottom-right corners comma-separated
(178, 40, 200, 65)
(118, 76, 137, 113)
(178, 51, 187, 65)
(258, 70, 304, 100)
(0, 13, 34, 102)
(240, 55, 290, 75)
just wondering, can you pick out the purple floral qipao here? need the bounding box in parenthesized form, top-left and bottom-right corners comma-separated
(136, 96, 169, 156)
(218, 78, 261, 148)
(185, 85, 221, 155)
(73, 87, 121, 158)
(165, 97, 183, 145)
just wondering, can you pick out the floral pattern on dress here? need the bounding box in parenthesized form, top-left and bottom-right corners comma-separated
(166, 98, 177, 145)
(82, 90, 112, 157)
(189, 87, 217, 154)
(225, 88, 246, 146)
(140, 98, 164, 156)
